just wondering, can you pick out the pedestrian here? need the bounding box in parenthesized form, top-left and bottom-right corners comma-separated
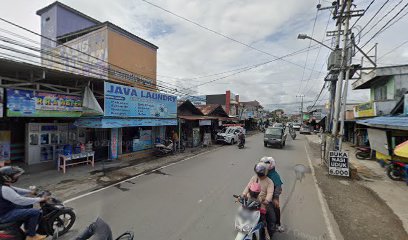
(260, 157, 284, 232)
(171, 130, 179, 152)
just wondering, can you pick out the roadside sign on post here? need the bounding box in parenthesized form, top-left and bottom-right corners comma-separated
(329, 151, 349, 177)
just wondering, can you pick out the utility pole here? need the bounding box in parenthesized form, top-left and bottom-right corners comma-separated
(296, 95, 305, 123)
(331, 0, 351, 139)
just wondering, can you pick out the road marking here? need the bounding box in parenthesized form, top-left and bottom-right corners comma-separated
(64, 149, 214, 204)
(304, 143, 337, 240)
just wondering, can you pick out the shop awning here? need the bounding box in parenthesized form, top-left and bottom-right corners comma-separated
(394, 140, 408, 158)
(356, 116, 408, 130)
(74, 118, 177, 128)
(178, 115, 217, 120)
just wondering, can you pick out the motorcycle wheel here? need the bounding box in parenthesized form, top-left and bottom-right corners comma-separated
(387, 165, 404, 181)
(47, 210, 76, 236)
(355, 151, 369, 160)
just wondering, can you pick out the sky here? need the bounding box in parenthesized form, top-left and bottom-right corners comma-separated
(1, 0, 408, 113)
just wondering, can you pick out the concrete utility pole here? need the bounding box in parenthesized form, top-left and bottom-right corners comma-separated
(296, 95, 305, 123)
(331, 0, 351, 139)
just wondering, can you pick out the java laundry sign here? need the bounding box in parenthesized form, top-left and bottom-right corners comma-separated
(104, 82, 177, 118)
(6, 89, 82, 117)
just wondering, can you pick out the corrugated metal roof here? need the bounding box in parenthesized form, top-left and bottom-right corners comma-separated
(196, 104, 220, 115)
(356, 115, 408, 130)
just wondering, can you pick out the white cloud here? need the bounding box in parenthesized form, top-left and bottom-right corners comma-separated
(2, 0, 407, 112)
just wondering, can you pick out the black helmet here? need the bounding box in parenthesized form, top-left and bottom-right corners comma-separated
(0, 166, 25, 184)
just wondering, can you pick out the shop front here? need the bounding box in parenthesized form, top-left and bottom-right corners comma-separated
(74, 82, 178, 161)
(1, 88, 84, 166)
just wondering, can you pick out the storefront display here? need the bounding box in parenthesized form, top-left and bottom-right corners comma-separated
(7, 88, 82, 117)
(26, 123, 82, 165)
(133, 129, 152, 151)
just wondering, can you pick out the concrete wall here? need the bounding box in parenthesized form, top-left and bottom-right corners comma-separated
(44, 27, 109, 78)
(394, 74, 408, 99)
(56, 5, 98, 37)
(40, 7, 58, 49)
(107, 28, 157, 83)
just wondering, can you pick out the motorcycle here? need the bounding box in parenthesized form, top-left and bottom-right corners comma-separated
(64, 217, 133, 240)
(154, 139, 185, 156)
(386, 160, 408, 183)
(233, 195, 264, 240)
(0, 190, 75, 239)
(355, 146, 373, 160)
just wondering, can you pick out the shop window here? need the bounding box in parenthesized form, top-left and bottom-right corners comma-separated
(122, 127, 153, 153)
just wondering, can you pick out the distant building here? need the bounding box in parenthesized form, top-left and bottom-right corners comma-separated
(206, 90, 239, 116)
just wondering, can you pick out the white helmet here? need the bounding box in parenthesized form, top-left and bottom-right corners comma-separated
(260, 156, 276, 170)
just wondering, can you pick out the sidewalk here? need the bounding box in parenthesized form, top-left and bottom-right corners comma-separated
(17, 143, 223, 202)
(306, 134, 408, 234)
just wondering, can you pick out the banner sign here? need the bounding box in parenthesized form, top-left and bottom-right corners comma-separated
(329, 151, 350, 177)
(6, 89, 82, 117)
(132, 130, 152, 151)
(0, 88, 3, 118)
(354, 102, 376, 118)
(104, 82, 177, 118)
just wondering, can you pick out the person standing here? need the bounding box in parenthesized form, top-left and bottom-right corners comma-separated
(171, 130, 179, 152)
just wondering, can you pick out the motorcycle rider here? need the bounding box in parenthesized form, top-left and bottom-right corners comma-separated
(242, 162, 274, 239)
(0, 166, 49, 240)
(260, 157, 284, 232)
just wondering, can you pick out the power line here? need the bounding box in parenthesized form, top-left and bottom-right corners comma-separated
(357, 0, 390, 38)
(351, 0, 376, 29)
(361, 1, 408, 48)
(359, 0, 404, 40)
(139, 0, 323, 73)
(297, 10, 319, 96)
(376, 6, 408, 35)
(302, 11, 331, 95)
(378, 39, 408, 60)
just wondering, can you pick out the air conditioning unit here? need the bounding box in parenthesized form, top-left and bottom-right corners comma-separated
(327, 49, 342, 71)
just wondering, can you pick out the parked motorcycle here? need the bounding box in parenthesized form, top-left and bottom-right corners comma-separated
(233, 195, 264, 240)
(68, 217, 133, 240)
(386, 160, 408, 182)
(0, 190, 76, 239)
(355, 146, 373, 160)
(154, 139, 185, 156)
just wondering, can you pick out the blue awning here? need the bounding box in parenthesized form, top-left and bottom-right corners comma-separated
(74, 118, 177, 128)
(356, 115, 408, 131)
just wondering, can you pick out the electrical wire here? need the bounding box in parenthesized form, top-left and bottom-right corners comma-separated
(359, 0, 404, 40)
(297, 10, 319, 96)
(351, 0, 376, 29)
(302, 11, 331, 96)
(356, 0, 390, 38)
(139, 0, 324, 73)
(361, 2, 408, 48)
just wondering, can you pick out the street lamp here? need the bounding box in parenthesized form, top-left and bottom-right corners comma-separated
(297, 34, 334, 51)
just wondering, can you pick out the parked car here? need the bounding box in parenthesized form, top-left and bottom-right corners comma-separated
(299, 125, 312, 134)
(264, 127, 287, 148)
(293, 123, 301, 131)
(216, 127, 243, 144)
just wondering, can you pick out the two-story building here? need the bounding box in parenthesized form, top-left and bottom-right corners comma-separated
(352, 65, 408, 160)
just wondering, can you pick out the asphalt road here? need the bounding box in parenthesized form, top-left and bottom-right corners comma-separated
(60, 133, 335, 240)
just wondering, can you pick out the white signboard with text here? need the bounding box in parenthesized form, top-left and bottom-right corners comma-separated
(329, 151, 349, 177)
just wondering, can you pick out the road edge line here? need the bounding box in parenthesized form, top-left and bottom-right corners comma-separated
(64, 149, 214, 204)
(304, 142, 337, 240)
